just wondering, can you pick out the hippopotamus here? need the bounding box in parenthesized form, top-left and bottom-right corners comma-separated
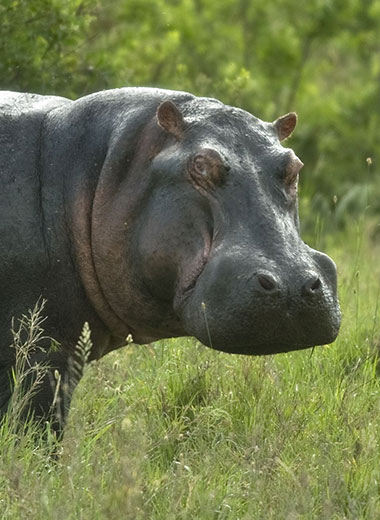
(0, 87, 341, 433)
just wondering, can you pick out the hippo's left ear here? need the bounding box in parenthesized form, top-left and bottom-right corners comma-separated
(157, 100, 185, 140)
(273, 112, 297, 141)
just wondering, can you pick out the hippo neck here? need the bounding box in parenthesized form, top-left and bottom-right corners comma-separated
(46, 89, 195, 346)
(40, 98, 134, 350)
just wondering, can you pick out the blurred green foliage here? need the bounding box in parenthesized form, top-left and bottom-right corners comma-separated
(0, 0, 379, 227)
(0, 0, 98, 95)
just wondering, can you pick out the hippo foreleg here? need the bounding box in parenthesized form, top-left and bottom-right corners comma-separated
(0, 349, 84, 438)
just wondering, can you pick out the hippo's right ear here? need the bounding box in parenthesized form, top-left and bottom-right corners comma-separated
(156, 100, 185, 140)
(273, 112, 297, 141)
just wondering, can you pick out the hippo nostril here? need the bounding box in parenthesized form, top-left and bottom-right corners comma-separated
(302, 275, 322, 296)
(310, 277, 322, 291)
(257, 273, 277, 292)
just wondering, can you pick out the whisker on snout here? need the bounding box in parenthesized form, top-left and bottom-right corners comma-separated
(201, 302, 213, 350)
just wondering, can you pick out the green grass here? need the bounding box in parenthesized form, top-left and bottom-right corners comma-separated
(2, 225, 380, 519)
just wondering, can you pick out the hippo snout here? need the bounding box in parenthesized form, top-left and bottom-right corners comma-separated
(178, 250, 341, 356)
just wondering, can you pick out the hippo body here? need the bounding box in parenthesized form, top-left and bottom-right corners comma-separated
(0, 88, 341, 432)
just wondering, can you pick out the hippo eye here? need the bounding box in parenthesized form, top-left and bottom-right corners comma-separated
(194, 156, 208, 176)
(284, 169, 298, 187)
(283, 155, 303, 199)
(285, 172, 298, 199)
(188, 148, 227, 189)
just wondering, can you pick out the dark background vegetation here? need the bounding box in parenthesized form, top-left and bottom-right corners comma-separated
(1, 0, 379, 236)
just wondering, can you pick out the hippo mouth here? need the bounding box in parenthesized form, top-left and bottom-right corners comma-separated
(174, 230, 213, 312)
(177, 293, 340, 355)
(199, 321, 339, 356)
(174, 250, 210, 312)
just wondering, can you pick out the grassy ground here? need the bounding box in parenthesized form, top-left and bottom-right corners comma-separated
(2, 223, 380, 519)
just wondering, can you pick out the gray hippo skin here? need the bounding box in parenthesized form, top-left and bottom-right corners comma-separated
(0, 88, 341, 433)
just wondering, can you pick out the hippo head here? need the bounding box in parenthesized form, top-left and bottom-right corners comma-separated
(90, 95, 341, 355)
